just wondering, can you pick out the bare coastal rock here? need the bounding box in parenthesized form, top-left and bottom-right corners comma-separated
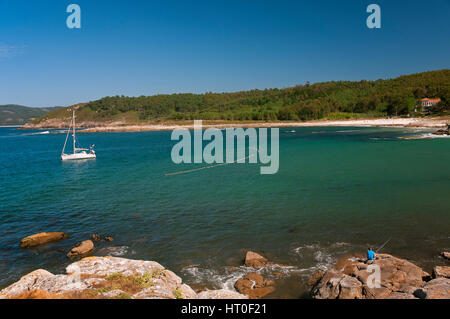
(0, 257, 247, 299)
(67, 240, 94, 258)
(234, 251, 284, 298)
(20, 232, 68, 248)
(244, 251, 269, 268)
(432, 266, 450, 279)
(310, 253, 450, 299)
(441, 252, 450, 260)
(198, 289, 248, 299)
(234, 272, 275, 299)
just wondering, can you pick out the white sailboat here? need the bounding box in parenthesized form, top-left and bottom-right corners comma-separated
(61, 108, 96, 161)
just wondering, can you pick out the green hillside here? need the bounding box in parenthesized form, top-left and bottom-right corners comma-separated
(32, 69, 450, 124)
(0, 105, 61, 125)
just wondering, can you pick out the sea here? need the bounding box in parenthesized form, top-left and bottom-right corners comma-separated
(0, 126, 449, 298)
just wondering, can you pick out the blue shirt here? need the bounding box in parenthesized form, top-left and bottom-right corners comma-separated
(367, 250, 375, 260)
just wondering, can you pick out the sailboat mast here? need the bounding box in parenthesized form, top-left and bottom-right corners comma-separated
(73, 108, 76, 154)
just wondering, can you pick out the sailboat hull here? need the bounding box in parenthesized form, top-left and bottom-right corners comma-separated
(61, 108, 96, 160)
(61, 152, 96, 161)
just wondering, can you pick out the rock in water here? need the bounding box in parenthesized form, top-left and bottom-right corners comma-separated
(67, 240, 94, 258)
(244, 251, 268, 268)
(104, 236, 114, 242)
(20, 232, 68, 248)
(433, 129, 449, 136)
(234, 272, 275, 298)
(440, 252, 450, 260)
(91, 234, 101, 242)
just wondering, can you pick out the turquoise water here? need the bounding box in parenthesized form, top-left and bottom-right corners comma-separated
(0, 126, 449, 297)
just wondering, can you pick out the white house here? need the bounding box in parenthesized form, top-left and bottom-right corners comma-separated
(421, 98, 441, 114)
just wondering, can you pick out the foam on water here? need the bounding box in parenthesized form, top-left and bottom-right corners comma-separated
(97, 246, 129, 257)
(181, 263, 314, 292)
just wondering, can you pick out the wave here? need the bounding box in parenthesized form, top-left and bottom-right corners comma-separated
(399, 133, 450, 140)
(19, 131, 50, 136)
(97, 246, 129, 257)
(181, 263, 313, 292)
(335, 130, 361, 133)
(291, 242, 353, 270)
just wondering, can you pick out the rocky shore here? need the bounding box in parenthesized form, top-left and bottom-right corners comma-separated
(309, 253, 450, 299)
(0, 256, 247, 299)
(0, 247, 280, 299)
(2, 232, 449, 299)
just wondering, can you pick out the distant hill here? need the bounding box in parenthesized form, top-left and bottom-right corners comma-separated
(30, 69, 450, 127)
(0, 105, 61, 125)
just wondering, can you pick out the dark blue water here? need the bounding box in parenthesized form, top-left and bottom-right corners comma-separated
(0, 126, 449, 297)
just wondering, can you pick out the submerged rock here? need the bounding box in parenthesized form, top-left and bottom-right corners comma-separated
(20, 232, 68, 248)
(309, 254, 445, 299)
(104, 236, 114, 242)
(67, 240, 94, 258)
(91, 234, 101, 242)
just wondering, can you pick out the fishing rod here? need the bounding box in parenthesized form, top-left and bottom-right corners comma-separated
(375, 237, 391, 253)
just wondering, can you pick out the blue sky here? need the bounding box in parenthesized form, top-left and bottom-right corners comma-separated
(0, 0, 449, 107)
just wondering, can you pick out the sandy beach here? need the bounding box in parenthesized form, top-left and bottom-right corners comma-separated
(74, 117, 449, 133)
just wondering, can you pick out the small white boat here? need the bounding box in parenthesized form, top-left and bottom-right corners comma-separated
(61, 108, 96, 161)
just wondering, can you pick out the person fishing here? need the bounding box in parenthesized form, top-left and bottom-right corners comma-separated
(366, 247, 375, 263)
(366, 238, 391, 263)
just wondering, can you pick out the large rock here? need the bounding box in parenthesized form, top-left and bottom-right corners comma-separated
(338, 276, 363, 299)
(20, 232, 68, 248)
(197, 289, 248, 299)
(310, 254, 444, 299)
(311, 269, 346, 299)
(0, 270, 54, 299)
(244, 251, 269, 268)
(307, 269, 324, 287)
(0, 256, 200, 299)
(421, 278, 450, 299)
(432, 266, 450, 279)
(67, 240, 94, 258)
(66, 256, 164, 277)
(234, 272, 275, 299)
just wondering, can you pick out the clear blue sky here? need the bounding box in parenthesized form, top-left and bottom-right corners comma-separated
(1, 0, 449, 107)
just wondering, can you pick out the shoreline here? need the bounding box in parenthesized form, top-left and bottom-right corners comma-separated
(20, 117, 450, 133)
(1, 249, 449, 299)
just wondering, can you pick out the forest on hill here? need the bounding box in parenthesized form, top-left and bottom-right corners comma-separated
(33, 70, 450, 124)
